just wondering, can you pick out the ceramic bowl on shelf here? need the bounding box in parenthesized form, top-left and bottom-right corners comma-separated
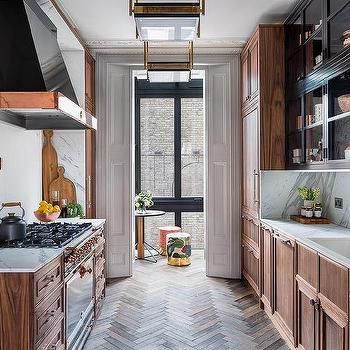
(338, 94, 350, 113)
(34, 211, 61, 223)
(343, 30, 350, 48)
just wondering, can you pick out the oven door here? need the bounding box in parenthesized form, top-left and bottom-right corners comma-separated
(66, 255, 94, 349)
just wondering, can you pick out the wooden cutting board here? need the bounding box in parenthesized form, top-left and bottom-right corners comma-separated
(290, 215, 331, 224)
(42, 129, 58, 201)
(49, 166, 77, 205)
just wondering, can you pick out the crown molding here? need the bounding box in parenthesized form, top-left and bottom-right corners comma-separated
(86, 38, 245, 55)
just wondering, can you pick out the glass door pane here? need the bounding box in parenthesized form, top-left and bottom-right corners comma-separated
(328, 0, 350, 17)
(328, 116, 350, 160)
(287, 98, 303, 165)
(305, 88, 324, 163)
(328, 69, 350, 118)
(181, 98, 204, 197)
(304, 0, 323, 40)
(328, 2, 350, 58)
(140, 98, 175, 196)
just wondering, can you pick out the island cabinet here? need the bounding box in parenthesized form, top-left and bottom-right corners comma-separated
(0, 256, 65, 350)
(273, 231, 296, 346)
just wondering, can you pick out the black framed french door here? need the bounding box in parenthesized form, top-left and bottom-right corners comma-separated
(135, 78, 204, 228)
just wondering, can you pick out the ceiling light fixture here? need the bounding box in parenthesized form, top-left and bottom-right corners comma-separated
(144, 41, 194, 82)
(129, 0, 205, 41)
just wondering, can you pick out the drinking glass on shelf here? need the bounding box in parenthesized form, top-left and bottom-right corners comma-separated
(51, 191, 60, 207)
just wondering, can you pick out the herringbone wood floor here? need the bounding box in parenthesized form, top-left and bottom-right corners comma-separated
(84, 251, 289, 350)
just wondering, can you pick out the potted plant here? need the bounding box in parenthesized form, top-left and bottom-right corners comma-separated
(297, 187, 321, 208)
(135, 191, 154, 213)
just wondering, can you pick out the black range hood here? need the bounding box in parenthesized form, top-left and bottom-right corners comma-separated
(0, 0, 96, 130)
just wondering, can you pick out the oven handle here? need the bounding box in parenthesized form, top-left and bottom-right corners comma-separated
(79, 265, 93, 279)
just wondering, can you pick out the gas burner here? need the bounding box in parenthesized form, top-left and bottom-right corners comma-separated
(0, 222, 93, 248)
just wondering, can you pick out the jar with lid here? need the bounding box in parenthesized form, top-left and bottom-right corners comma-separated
(305, 207, 314, 218)
(314, 203, 322, 218)
(300, 207, 307, 217)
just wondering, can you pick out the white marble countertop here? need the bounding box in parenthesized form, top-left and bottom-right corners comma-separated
(261, 218, 350, 268)
(0, 219, 106, 273)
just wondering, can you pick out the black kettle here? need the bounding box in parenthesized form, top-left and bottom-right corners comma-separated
(0, 202, 27, 241)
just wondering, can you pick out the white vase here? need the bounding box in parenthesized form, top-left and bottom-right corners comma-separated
(304, 200, 314, 208)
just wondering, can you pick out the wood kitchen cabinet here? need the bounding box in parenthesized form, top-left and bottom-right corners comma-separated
(85, 50, 96, 219)
(318, 256, 348, 350)
(242, 107, 259, 218)
(242, 240, 260, 296)
(241, 24, 285, 218)
(273, 231, 295, 345)
(260, 223, 273, 314)
(295, 244, 318, 350)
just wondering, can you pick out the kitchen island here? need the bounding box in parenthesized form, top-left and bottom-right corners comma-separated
(0, 218, 106, 350)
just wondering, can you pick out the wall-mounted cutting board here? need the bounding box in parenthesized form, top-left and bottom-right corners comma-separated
(42, 129, 58, 201)
(49, 166, 77, 205)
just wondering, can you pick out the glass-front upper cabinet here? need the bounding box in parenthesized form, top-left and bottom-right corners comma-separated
(286, 98, 303, 165)
(286, 16, 304, 85)
(327, 0, 350, 59)
(304, 0, 323, 74)
(305, 87, 324, 163)
(328, 69, 350, 161)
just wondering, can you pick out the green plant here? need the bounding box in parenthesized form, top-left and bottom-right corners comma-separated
(297, 187, 321, 201)
(135, 191, 154, 210)
(67, 203, 84, 218)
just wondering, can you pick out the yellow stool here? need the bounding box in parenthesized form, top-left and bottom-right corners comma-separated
(158, 226, 181, 256)
(166, 232, 191, 266)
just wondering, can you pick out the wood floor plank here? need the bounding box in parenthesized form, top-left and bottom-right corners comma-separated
(84, 251, 288, 350)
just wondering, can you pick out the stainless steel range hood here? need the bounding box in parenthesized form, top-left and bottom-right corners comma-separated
(0, 0, 97, 130)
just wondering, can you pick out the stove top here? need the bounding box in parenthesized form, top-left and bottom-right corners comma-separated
(0, 222, 93, 248)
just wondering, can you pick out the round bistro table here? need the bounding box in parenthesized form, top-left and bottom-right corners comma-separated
(135, 210, 165, 263)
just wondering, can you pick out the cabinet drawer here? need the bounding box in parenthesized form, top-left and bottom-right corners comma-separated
(242, 215, 260, 249)
(34, 287, 64, 344)
(35, 317, 64, 350)
(242, 241, 260, 294)
(319, 255, 348, 313)
(297, 243, 318, 288)
(34, 257, 63, 305)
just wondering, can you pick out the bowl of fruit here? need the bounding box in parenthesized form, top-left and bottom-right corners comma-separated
(34, 201, 61, 222)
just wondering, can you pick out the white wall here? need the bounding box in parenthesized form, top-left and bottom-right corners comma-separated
(0, 121, 42, 222)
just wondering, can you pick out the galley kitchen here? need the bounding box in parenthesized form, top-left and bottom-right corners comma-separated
(3, 0, 350, 350)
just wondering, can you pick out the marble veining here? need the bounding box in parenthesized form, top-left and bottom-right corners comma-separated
(261, 171, 350, 228)
(51, 131, 86, 209)
(0, 219, 105, 273)
(262, 218, 350, 268)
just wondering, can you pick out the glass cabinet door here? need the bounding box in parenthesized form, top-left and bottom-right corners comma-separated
(327, 1, 350, 58)
(286, 16, 304, 86)
(304, 0, 323, 74)
(328, 69, 350, 161)
(287, 98, 303, 165)
(305, 87, 324, 163)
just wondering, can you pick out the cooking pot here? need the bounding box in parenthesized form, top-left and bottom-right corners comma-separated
(0, 202, 27, 241)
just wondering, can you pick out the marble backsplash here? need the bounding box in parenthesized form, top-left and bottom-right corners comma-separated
(51, 131, 86, 208)
(261, 171, 350, 228)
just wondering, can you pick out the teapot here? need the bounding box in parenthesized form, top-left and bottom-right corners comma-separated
(0, 202, 26, 241)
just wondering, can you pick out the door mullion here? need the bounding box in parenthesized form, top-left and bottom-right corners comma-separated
(174, 97, 182, 200)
